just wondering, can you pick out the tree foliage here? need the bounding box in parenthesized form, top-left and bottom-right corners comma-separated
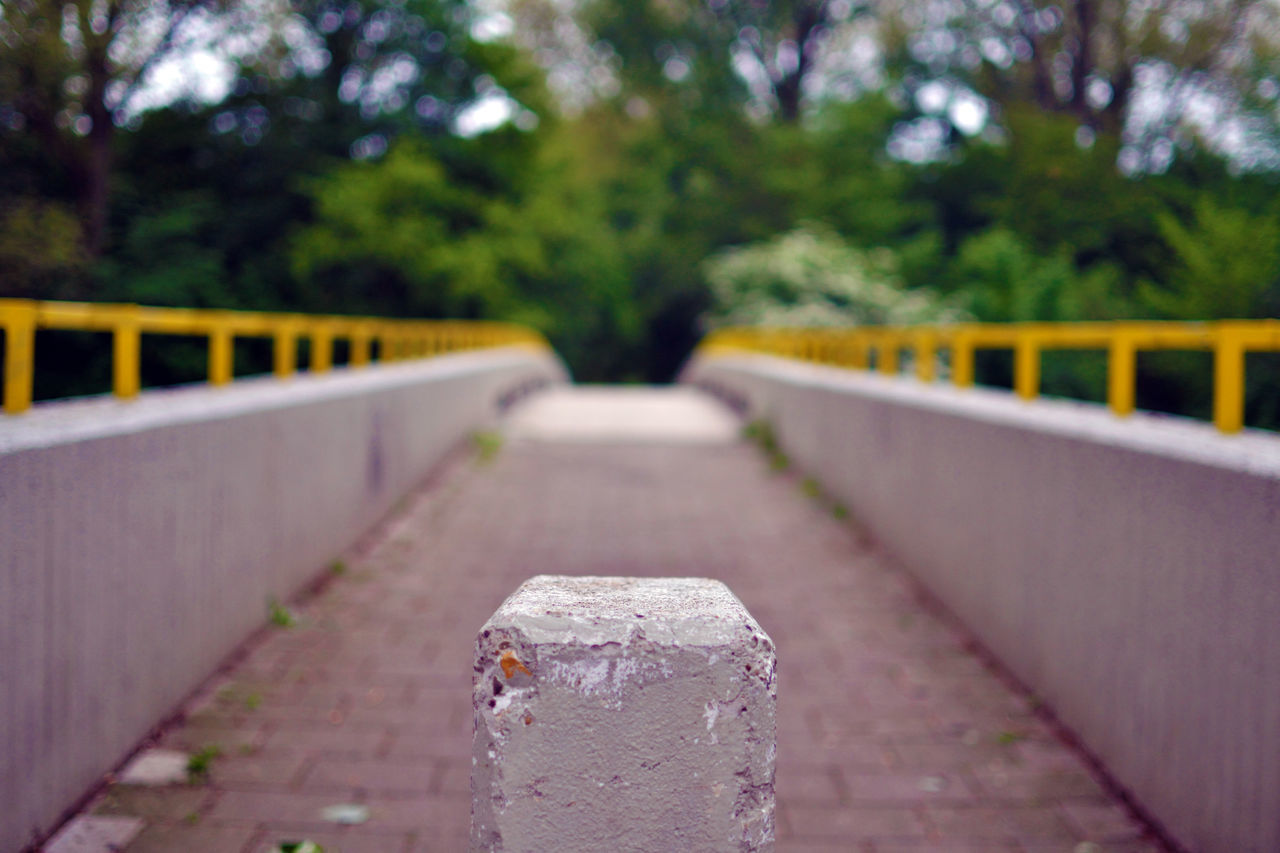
(0, 0, 279, 261)
(881, 0, 1280, 166)
(2, 0, 1279, 424)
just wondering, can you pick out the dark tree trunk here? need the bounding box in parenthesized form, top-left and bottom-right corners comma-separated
(81, 10, 115, 256)
(1070, 0, 1096, 126)
(774, 0, 827, 123)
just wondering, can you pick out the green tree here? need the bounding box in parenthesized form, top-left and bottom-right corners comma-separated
(289, 138, 533, 319)
(0, 0, 275, 262)
(516, 0, 877, 122)
(881, 0, 1280, 143)
(953, 227, 1127, 323)
(1140, 197, 1280, 320)
(0, 198, 87, 298)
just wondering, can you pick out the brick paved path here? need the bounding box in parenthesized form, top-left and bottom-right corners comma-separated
(73, 387, 1167, 852)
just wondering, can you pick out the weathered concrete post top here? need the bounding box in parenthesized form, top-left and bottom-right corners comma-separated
(471, 575, 777, 852)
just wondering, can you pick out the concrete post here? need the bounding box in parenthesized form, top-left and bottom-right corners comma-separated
(471, 575, 776, 852)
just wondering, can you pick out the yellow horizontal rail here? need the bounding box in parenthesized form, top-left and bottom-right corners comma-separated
(700, 321, 1280, 434)
(0, 299, 548, 415)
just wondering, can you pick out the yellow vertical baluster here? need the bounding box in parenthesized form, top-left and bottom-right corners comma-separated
(951, 330, 974, 387)
(1013, 330, 1039, 400)
(915, 330, 936, 382)
(350, 326, 371, 367)
(209, 318, 234, 386)
(1107, 331, 1136, 416)
(274, 321, 297, 378)
(877, 333, 898, 375)
(113, 305, 141, 400)
(311, 323, 333, 372)
(2, 299, 37, 414)
(1213, 326, 1246, 433)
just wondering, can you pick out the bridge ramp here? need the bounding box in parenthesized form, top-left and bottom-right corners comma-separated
(62, 387, 1164, 852)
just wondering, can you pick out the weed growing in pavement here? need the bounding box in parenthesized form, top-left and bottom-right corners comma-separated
(745, 420, 861, 527)
(244, 692, 262, 711)
(329, 559, 347, 576)
(473, 430, 503, 464)
(268, 598, 296, 628)
(995, 730, 1027, 745)
(186, 745, 222, 784)
(744, 420, 790, 472)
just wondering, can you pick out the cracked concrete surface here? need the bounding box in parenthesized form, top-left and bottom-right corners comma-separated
(471, 576, 776, 852)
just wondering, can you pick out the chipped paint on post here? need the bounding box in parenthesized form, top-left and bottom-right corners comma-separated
(471, 576, 776, 852)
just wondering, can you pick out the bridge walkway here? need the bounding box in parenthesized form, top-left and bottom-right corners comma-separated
(61, 387, 1165, 852)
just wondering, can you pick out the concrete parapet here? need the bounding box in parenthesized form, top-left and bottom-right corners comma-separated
(471, 575, 776, 852)
(684, 352, 1280, 853)
(0, 348, 566, 853)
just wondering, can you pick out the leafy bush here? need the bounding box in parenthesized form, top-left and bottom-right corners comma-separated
(702, 226, 965, 329)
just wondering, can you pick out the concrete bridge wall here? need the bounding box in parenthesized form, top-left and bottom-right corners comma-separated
(685, 353, 1280, 853)
(0, 348, 565, 852)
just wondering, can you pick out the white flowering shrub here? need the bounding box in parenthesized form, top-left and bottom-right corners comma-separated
(702, 227, 966, 328)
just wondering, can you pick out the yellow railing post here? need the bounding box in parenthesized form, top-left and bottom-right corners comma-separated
(310, 322, 333, 373)
(208, 317, 234, 386)
(383, 327, 401, 361)
(951, 329, 974, 387)
(274, 320, 298, 378)
(1013, 328, 1040, 400)
(849, 331, 868, 370)
(2, 299, 37, 414)
(350, 325, 372, 367)
(112, 305, 142, 400)
(1108, 331, 1136, 417)
(1213, 326, 1246, 433)
(877, 332, 898, 375)
(914, 329, 937, 382)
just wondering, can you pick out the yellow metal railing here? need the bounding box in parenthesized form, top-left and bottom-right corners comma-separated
(701, 321, 1280, 434)
(0, 298, 548, 415)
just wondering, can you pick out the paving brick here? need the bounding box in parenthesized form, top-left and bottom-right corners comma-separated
(872, 843, 1020, 853)
(838, 771, 980, 803)
(301, 759, 436, 795)
(126, 824, 255, 853)
(43, 816, 144, 853)
(256, 723, 390, 757)
(249, 827, 416, 853)
(925, 805, 1081, 842)
(202, 790, 360, 825)
(783, 803, 929, 840)
(90, 785, 214, 820)
(968, 766, 1109, 802)
(157, 720, 270, 754)
(1057, 800, 1155, 843)
(774, 763, 844, 806)
(208, 754, 311, 790)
